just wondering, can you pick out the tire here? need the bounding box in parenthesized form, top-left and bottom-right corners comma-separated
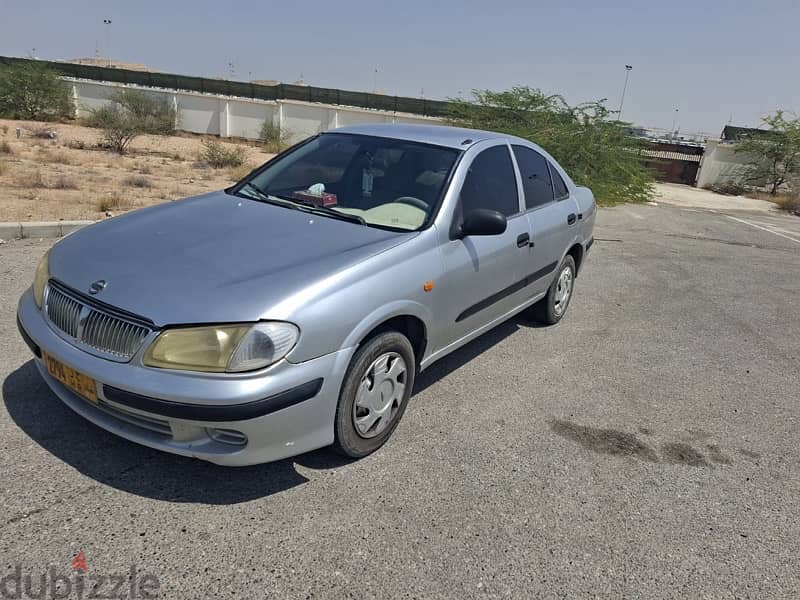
(530, 255, 576, 325)
(332, 331, 416, 458)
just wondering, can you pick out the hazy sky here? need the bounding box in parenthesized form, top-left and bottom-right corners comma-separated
(1, 0, 798, 134)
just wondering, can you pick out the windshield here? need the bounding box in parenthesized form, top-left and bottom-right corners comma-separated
(235, 133, 461, 231)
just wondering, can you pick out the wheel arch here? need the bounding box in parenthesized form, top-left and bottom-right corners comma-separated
(343, 302, 431, 370)
(566, 242, 584, 275)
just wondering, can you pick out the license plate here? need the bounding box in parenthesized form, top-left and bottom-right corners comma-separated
(44, 353, 98, 404)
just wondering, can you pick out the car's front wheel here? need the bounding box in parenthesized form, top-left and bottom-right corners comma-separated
(530, 255, 576, 325)
(333, 331, 415, 458)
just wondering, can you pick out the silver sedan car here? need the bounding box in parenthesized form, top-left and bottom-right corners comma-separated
(17, 123, 595, 465)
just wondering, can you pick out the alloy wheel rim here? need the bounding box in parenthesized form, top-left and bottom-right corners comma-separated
(353, 352, 408, 438)
(553, 267, 573, 316)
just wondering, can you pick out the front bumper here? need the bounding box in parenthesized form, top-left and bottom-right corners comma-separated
(16, 289, 354, 466)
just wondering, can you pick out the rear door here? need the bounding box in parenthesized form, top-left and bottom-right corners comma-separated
(511, 145, 579, 297)
(435, 143, 531, 348)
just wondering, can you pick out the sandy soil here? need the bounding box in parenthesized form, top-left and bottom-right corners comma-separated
(0, 118, 275, 222)
(654, 182, 779, 213)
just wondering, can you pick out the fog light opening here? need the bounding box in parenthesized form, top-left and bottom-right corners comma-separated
(206, 428, 248, 446)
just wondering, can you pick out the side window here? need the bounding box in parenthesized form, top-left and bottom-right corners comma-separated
(460, 145, 519, 217)
(549, 163, 569, 199)
(512, 145, 553, 209)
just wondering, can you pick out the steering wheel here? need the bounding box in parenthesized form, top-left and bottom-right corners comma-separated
(394, 196, 430, 212)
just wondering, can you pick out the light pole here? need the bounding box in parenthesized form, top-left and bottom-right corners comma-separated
(617, 65, 632, 121)
(671, 108, 679, 138)
(103, 19, 112, 66)
(373, 68, 379, 93)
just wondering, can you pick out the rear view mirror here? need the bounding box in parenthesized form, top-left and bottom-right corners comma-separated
(459, 209, 507, 237)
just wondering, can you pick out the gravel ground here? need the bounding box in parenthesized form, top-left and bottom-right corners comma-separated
(655, 182, 779, 212)
(1, 203, 799, 599)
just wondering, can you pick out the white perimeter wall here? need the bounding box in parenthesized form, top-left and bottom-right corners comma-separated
(68, 79, 441, 144)
(71, 78, 740, 190)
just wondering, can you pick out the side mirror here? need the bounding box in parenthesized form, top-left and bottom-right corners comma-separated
(458, 209, 507, 237)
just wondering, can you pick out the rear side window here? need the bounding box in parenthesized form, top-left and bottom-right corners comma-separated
(512, 145, 553, 209)
(549, 163, 570, 199)
(460, 146, 519, 217)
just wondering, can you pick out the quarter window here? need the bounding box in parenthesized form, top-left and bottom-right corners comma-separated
(549, 163, 569, 200)
(512, 145, 554, 209)
(459, 146, 519, 217)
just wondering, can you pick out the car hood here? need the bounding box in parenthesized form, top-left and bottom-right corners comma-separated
(49, 191, 414, 326)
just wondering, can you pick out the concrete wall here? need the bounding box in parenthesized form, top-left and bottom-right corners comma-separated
(68, 79, 442, 144)
(696, 140, 754, 188)
(68, 78, 758, 192)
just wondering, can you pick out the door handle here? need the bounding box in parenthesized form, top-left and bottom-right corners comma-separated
(567, 213, 577, 225)
(516, 233, 530, 248)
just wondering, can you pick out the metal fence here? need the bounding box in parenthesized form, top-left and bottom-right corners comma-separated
(0, 55, 450, 118)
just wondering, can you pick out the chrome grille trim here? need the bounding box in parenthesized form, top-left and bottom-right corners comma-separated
(44, 283, 152, 361)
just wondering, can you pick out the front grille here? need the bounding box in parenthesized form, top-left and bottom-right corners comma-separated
(44, 283, 152, 360)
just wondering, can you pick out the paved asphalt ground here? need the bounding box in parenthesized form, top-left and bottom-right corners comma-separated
(1, 203, 799, 599)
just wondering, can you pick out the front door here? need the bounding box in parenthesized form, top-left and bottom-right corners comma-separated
(435, 144, 531, 350)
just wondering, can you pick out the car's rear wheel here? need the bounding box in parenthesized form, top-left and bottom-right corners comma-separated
(530, 255, 576, 325)
(333, 331, 415, 458)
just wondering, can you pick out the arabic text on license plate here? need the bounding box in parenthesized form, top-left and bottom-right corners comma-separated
(44, 353, 97, 403)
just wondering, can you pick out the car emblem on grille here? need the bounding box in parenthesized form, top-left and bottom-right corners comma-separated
(89, 280, 107, 295)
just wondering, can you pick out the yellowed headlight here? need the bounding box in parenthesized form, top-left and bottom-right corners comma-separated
(143, 325, 250, 372)
(33, 250, 50, 309)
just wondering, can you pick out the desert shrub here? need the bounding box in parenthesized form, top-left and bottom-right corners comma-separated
(30, 125, 58, 139)
(52, 175, 78, 189)
(66, 139, 87, 150)
(43, 149, 73, 165)
(709, 181, 747, 196)
(200, 138, 246, 168)
(227, 163, 255, 181)
(96, 192, 134, 212)
(0, 62, 73, 120)
(259, 121, 290, 153)
(16, 169, 47, 188)
(87, 89, 177, 154)
(735, 111, 800, 195)
(0, 159, 8, 176)
(448, 86, 655, 204)
(773, 193, 800, 215)
(1, 124, 8, 135)
(123, 175, 153, 188)
(0, 140, 12, 154)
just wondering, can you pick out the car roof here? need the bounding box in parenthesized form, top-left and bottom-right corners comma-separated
(328, 123, 529, 150)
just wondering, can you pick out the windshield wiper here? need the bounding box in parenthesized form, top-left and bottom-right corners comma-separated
(270, 194, 367, 226)
(238, 186, 366, 225)
(237, 184, 305, 211)
(237, 182, 271, 202)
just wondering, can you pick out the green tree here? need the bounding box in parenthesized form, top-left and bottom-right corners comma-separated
(0, 61, 73, 120)
(87, 89, 177, 154)
(447, 86, 654, 204)
(735, 111, 800, 195)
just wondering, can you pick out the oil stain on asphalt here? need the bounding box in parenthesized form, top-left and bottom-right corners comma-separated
(550, 419, 744, 468)
(661, 442, 709, 467)
(549, 419, 659, 462)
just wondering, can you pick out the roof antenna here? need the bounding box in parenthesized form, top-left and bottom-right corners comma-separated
(461, 138, 473, 145)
